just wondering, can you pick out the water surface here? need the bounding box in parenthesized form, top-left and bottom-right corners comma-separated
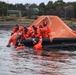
(0, 29, 76, 75)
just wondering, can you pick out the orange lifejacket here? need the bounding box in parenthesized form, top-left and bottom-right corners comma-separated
(33, 38, 42, 50)
(23, 33, 28, 39)
(27, 28, 34, 38)
(16, 32, 25, 40)
(33, 43, 42, 50)
(47, 27, 51, 37)
(41, 26, 51, 38)
(19, 26, 24, 31)
(35, 28, 41, 38)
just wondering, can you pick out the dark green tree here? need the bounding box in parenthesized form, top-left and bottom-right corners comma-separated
(38, 2, 46, 15)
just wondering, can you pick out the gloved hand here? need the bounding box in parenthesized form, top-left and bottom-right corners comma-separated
(6, 44, 10, 47)
(11, 33, 13, 36)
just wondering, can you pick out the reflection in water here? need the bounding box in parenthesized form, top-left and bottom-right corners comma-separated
(34, 48, 43, 56)
(0, 30, 76, 75)
(10, 48, 70, 75)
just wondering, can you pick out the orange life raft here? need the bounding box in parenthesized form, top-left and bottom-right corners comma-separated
(20, 16, 76, 48)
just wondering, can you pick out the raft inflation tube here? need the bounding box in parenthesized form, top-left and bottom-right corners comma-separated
(20, 38, 76, 48)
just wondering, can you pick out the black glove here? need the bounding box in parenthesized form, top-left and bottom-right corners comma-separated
(11, 33, 13, 36)
(6, 45, 10, 47)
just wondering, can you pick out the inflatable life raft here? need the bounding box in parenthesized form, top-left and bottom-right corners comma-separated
(20, 16, 76, 48)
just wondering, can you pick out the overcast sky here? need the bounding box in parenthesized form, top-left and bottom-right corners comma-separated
(1, 0, 76, 5)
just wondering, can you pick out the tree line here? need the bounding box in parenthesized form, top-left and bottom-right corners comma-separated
(0, 0, 76, 19)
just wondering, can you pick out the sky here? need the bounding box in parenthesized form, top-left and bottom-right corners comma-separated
(0, 0, 76, 5)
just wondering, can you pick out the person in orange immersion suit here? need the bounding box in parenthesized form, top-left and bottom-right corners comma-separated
(15, 27, 29, 50)
(23, 26, 29, 39)
(30, 25, 41, 38)
(11, 24, 19, 35)
(15, 26, 29, 50)
(33, 36, 43, 55)
(42, 21, 51, 38)
(6, 26, 24, 47)
(6, 32, 18, 47)
(33, 36, 42, 50)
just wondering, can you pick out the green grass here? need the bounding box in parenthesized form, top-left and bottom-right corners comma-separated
(0, 16, 76, 25)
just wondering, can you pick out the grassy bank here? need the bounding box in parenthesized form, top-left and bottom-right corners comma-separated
(61, 18, 76, 26)
(0, 16, 35, 25)
(0, 16, 76, 26)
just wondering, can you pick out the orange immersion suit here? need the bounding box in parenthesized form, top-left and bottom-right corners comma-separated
(33, 36, 42, 50)
(41, 26, 51, 38)
(11, 27, 18, 35)
(7, 33, 18, 46)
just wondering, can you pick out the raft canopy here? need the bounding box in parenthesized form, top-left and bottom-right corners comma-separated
(30, 15, 76, 41)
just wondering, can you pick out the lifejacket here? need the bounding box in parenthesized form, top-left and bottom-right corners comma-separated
(16, 26, 24, 33)
(35, 28, 41, 38)
(33, 37, 42, 50)
(41, 26, 51, 38)
(33, 43, 42, 50)
(16, 32, 25, 40)
(23, 33, 28, 39)
(27, 28, 34, 38)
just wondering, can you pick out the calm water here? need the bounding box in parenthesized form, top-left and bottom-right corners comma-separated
(0, 29, 76, 75)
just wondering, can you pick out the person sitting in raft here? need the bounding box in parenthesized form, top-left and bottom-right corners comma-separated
(11, 24, 19, 35)
(32, 25, 37, 37)
(31, 25, 41, 38)
(41, 21, 51, 38)
(38, 25, 43, 37)
(33, 36, 42, 50)
(17, 26, 29, 41)
(15, 26, 32, 49)
(25, 26, 35, 38)
(23, 26, 33, 39)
